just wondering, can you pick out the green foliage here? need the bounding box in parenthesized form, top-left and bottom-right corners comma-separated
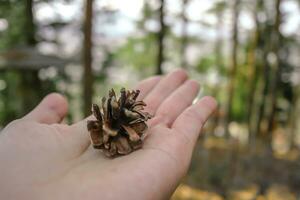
(207, 1, 228, 14)
(0, 1, 28, 49)
(232, 63, 249, 121)
(196, 56, 216, 73)
(115, 33, 157, 75)
(136, 1, 156, 31)
(0, 71, 22, 125)
(0, 2, 29, 125)
(195, 55, 226, 75)
(0, 1, 66, 126)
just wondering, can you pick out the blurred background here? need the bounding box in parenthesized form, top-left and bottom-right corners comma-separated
(0, 0, 300, 199)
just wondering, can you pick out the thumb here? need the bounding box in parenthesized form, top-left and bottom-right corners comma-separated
(23, 93, 68, 124)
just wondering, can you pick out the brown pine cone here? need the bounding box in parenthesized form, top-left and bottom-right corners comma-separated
(87, 88, 152, 157)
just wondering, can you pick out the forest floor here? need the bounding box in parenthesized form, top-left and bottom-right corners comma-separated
(171, 137, 300, 200)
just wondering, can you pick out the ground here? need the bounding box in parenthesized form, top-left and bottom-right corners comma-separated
(171, 137, 300, 200)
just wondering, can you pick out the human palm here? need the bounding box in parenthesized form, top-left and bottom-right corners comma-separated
(0, 70, 216, 200)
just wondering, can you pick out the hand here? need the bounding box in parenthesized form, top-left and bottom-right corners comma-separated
(0, 70, 216, 200)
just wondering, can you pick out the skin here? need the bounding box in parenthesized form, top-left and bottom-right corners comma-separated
(0, 70, 216, 200)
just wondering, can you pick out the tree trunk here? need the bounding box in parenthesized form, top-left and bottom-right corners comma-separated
(247, 0, 260, 145)
(289, 87, 299, 148)
(156, 0, 166, 75)
(266, 0, 282, 135)
(224, 0, 239, 137)
(21, 0, 41, 115)
(180, 0, 189, 68)
(248, 0, 278, 147)
(210, 10, 224, 133)
(255, 50, 271, 140)
(25, 0, 36, 45)
(83, 0, 94, 116)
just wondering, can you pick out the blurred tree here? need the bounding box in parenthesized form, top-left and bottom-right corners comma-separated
(255, 22, 272, 143)
(20, 0, 42, 115)
(247, 0, 260, 145)
(156, 0, 166, 75)
(83, 0, 94, 116)
(180, 0, 189, 68)
(207, 0, 227, 133)
(254, 0, 285, 146)
(290, 85, 300, 148)
(224, 0, 240, 138)
(266, 0, 282, 135)
(24, 0, 36, 45)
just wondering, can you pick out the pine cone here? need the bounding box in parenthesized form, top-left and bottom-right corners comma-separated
(87, 88, 152, 157)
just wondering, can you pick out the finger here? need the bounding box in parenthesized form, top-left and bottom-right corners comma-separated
(172, 96, 217, 146)
(143, 69, 188, 115)
(67, 116, 94, 154)
(68, 76, 162, 154)
(134, 76, 162, 100)
(23, 93, 68, 124)
(153, 80, 200, 127)
(141, 98, 215, 180)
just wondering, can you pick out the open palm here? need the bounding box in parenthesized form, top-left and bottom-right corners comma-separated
(0, 70, 216, 200)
